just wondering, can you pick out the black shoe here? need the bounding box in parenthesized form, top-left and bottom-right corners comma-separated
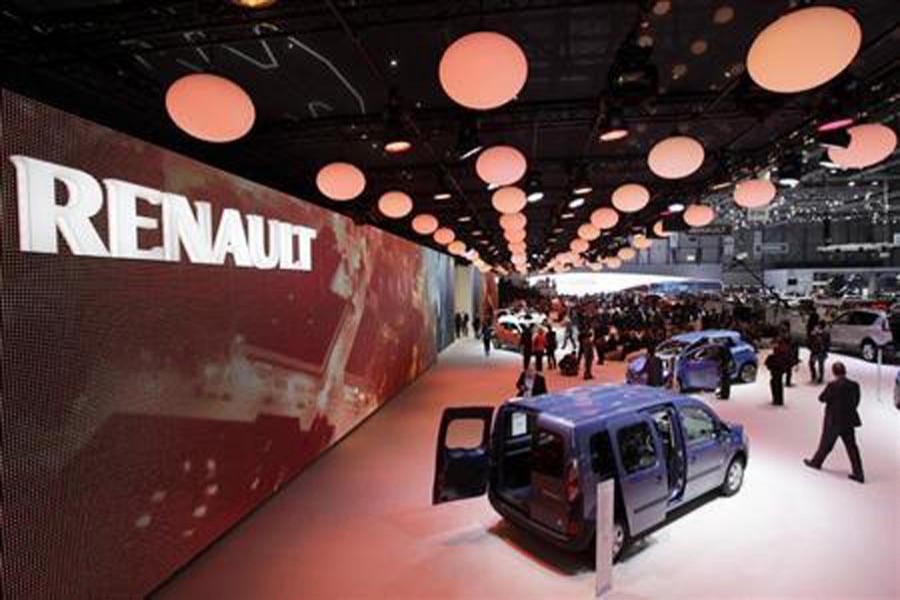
(848, 474, 865, 484)
(803, 459, 820, 470)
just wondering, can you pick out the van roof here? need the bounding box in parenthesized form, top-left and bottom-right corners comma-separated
(511, 384, 698, 427)
(671, 329, 740, 344)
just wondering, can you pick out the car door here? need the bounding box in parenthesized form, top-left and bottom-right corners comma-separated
(612, 416, 669, 535)
(680, 345, 720, 390)
(432, 406, 495, 504)
(829, 312, 853, 348)
(677, 405, 728, 500)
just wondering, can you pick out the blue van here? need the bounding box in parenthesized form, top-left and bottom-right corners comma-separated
(433, 384, 748, 561)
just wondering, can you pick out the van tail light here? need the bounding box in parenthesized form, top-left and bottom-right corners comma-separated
(565, 460, 581, 504)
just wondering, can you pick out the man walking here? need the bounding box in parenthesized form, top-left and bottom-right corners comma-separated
(715, 343, 733, 400)
(580, 329, 595, 380)
(804, 362, 865, 483)
(546, 327, 558, 370)
(808, 322, 830, 384)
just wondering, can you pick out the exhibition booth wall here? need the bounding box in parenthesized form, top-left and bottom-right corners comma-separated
(0, 90, 458, 598)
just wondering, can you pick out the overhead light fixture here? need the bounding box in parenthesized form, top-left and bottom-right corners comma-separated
(455, 116, 483, 160)
(818, 127, 852, 150)
(439, 31, 529, 110)
(165, 73, 255, 143)
(316, 162, 366, 202)
(608, 36, 659, 101)
(599, 105, 629, 142)
(710, 181, 732, 191)
(383, 91, 413, 154)
(647, 135, 705, 179)
(476, 145, 527, 186)
(231, 0, 277, 8)
(378, 191, 413, 219)
(667, 202, 685, 213)
(525, 171, 544, 202)
(612, 183, 650, 213)
(571, 164, 593, 195)
(568, 197, 585, 209)
(434, 192, 452, 200)
(828, 123, 898, 169)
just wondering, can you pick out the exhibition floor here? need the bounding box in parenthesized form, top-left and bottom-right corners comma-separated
(156, 340, 900, 600)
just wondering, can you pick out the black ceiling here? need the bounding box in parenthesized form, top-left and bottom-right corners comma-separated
(2, 0, 899, 270)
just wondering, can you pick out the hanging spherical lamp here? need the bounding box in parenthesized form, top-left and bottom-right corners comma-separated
(590, 207, 619, 230)
(653, 219, 671, 237)
(316, 162, 366, 201)
(504, 228, 527, 243)
(166, 73, 256, 142)
(612, 183, 650, 213)
(605, 257, 622, 270)
(476, 146, 527, 186)
(577, 223, 600, 241)
(683, 204, 715, 228)
(508, 240, 527, 253)
(618, 247, 637, 261)
(439, 31, 528, 110)
(378, 191, 413, 219)
(511, 253, 527, 265)
(647, 136, 705, 179)
(492, 186, 527, 214)
(588, 262, 604, 272)
(411, 214, 439, 235)
(570, 238, 589, 254)
(734, 179, 776, 209)
(433, 227, 455, 245)
(447, 240, 467, 255)
(747, 6, 861, 94)
(828, 123, 897, 169)
(499, 212, 527, 231)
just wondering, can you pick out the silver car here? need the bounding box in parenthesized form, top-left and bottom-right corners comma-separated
(828, 309, 894, 362)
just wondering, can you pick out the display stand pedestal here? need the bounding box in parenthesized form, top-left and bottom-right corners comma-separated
(595, 479, 615, 599)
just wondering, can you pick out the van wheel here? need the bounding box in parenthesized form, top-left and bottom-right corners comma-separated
(721, 457, 745, 497)
(861, 340, 877, 362)
(739, 363, 757, 383)
(612, 518, 629, 563)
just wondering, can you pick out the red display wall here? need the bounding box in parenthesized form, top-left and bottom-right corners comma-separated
(0, 90, 455, 598)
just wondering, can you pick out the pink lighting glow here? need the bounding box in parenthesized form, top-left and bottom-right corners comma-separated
(476, 146, 527, 186)
(611, 183, 650, 213)
(438, 32, 528, 110)
(492, 186, 528, 214)
(316, 162, 366, 201)
(647, 136, 705, 179)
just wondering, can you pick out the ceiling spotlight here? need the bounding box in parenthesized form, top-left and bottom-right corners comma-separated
(525, 171, 544, 202)
(568, 198, 585, 209)
(527, 191, 544, 203)
(434, 192, 452, 200)
(456, 116, 483, 160)
(667, 202, 685, 213)
(608, 35, 659, 102)
(231, 0, 277, 7)
(599, 105, 629, 142)
(571, 164, 593, 195)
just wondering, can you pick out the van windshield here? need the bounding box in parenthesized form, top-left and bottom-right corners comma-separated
(532, 430, 565, 478)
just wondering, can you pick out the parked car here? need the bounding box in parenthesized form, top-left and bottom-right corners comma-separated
(432, 385, 749, 561)
(493, 317, 523, 350)
(828, 309, 896, 362)
(626, 330, 758, 391)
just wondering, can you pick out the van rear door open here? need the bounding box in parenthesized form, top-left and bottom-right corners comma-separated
(528, 425, 572, 535)
(432, 406, 494, 504)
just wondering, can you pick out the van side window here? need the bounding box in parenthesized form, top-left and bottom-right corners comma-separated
(533, 430, 565, 478)
(679, 406, 716, 445)
(590, 430, 615, 481)
(617, 423, 658, 474)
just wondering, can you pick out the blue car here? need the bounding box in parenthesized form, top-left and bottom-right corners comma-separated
(432, 385, 749, 561)
(627, 330, 758, 391)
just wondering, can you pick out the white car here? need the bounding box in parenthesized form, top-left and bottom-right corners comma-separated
(828, 309, 894, 362)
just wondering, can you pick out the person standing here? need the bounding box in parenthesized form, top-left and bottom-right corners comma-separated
(715, 343, 733, 400)
(546, 327, 558, 370)
(808, 322, 830, 384)
(785, 336, 799, 387)
(462, 313, 470, 337)
(642, 345, 665, 387)
(454, 313, 462, 339)
(765, 340, 790, 406)
(580, 329, 595, 380)
(562, 318, 576, 350)
(532, 327, 547, 372)
(804, 362, 865, 483)
(473, 314, 481, 339)
(481, 322, 493, 356)
(516, 364, 548, 398)
(520, 324, 534, 370)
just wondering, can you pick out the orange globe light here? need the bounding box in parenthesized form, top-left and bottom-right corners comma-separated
(504, 228, 527, 243)
(653, 219, 670, 237)
(500, 212, 527, 231)
(570, 238, 589, 253)
(508, 241, 527, 253)
(734, 179, 776, 209)
(618, 247, 637, 261)
(648, 136, 705, 179)
(166, 73, 256, 142)
(492, 186, 527, 214)
(605, 257, 622, 269)
(684, 204, 716, 228)
(378, 191, 413, 219)
(438, 31, 528, 110)
(612, 183, 650, 213)
(632, 234, 652, 250)
(476, 146, 527, 186)
(577, 223, 600, 241)
(316, 162, 366, 201)
(448, 240, 467, 255)
(828, 123, 897, 169)
(590, 207, 619, 230)
(747, 6, 861, 94)
(433, 227, 455, 245)
(511, 254, 527, 265)
(411, 213, 439, 235)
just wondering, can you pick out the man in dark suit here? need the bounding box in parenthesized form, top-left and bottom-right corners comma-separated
(804, 362, 865, 483)
(642, 345, 665, 387)
(516, 364, 548, 398)
(520, 324, 534, 370)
